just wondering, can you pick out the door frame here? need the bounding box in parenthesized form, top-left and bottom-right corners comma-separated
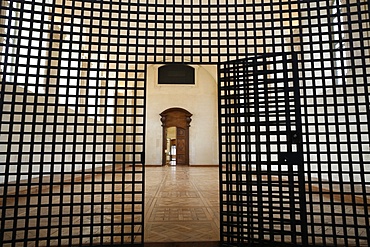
(160, 107, 192, 166)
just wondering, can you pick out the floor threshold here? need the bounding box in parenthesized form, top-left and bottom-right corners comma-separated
(144, 241, 220, 247)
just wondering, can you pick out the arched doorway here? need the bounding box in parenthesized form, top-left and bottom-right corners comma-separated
(160, 108, 192, 166)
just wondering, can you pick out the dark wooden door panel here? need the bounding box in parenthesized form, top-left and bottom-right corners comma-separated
(160, 108, 192, 166)
(176, 128, 186, 165)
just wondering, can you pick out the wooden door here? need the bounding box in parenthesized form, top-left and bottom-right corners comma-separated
(160, 108, 192, 166)
(176, 127, 186, 165)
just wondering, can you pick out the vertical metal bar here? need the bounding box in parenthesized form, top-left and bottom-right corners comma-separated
(355, 0, 370, 243)
(292, 52, 308, 246)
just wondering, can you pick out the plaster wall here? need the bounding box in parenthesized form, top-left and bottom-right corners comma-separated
(145, 65, 219, 166)
(0, 85, 114, 184)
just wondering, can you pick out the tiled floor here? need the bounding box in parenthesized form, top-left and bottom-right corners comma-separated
(144, 165, 220, 243)
(143, 166, 369, 246)
(1, 165, 369, 246)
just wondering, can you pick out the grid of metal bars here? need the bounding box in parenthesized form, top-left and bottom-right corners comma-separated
(299, 1, 370, 246)
(0, 0, 370, 246)
(219, 53, 308, 246)
(218, 0, 370, 246)
(1, 0, 145, 246)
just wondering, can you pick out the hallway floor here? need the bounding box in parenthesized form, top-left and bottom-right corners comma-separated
(144, 165, 220, 243)
(2, 165, 368, 246)
(144, 166, 369, 246)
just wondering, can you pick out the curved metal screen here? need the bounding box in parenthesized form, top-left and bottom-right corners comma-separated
(0, 0, 369, 246)
(0, 1, 145, 246)
(218, 1, 370, 246)
(219, 53, 308, 246)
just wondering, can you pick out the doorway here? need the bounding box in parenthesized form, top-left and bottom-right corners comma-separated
(165, 126, 177, 165)
(160, 108, 192, 166)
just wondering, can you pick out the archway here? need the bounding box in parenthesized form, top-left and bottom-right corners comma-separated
(160, 108, 192, 166)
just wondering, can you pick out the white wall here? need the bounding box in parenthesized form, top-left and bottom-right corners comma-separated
(0, 85, 115, 184)
(145, 64, 219, 166)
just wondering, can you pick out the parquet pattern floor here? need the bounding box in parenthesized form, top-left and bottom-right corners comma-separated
(3, 165, 367, 245)
(144, 166, 220, 243)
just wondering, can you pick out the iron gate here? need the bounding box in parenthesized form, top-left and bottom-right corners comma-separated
(219, 46, 370, 247)
(219, 53, 308, 246)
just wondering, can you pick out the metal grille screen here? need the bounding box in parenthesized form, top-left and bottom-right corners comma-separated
(219, 53, 308, 245)
(218, 1, 370, 246)
(0, 1, 145, 246)
(0, 0, 369, 246)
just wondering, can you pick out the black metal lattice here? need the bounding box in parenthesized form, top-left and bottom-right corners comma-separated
(1, 1, 145, 246)
(218, 1, 370, 246)
(219, 53, 308, 246)
(1, 0, 370, 246)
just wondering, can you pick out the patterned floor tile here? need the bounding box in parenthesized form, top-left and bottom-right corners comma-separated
(144, 166, 220, 242)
